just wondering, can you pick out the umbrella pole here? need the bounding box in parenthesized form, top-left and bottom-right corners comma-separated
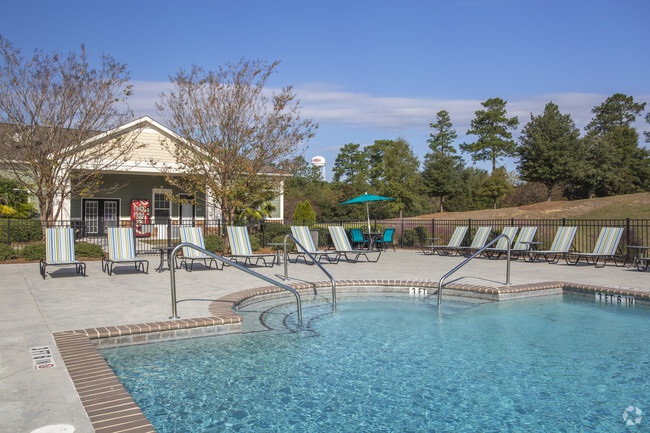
(366, 202, 371, 232)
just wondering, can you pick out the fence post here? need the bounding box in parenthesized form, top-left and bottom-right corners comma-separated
(431, 219, 435, 239)
(6, 219, 10, 246)
(400, 218, 404, 248)
(167, 218, 172, 248)
(468, 219, 472, 244)
(626, 217, 631, 260)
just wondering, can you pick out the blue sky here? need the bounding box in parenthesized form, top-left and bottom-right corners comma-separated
(1, 0, 648, 179)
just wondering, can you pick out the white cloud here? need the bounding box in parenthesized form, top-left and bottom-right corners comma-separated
(126, 80, 649, 139)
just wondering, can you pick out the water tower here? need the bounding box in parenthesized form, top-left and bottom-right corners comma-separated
(311, 155, 326, 180)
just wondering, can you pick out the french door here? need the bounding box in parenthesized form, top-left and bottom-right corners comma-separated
(83, 199, 119, 235)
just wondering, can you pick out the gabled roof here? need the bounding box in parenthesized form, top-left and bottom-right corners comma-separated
(82, 115, 185, 146)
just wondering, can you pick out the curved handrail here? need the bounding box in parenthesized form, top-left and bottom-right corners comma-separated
(169, 243, 302, 326)
(435, 234, 512, 305)
(282, 234, 337, 313)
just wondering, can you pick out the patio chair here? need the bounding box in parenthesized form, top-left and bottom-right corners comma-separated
(226, 226, 275, 267)
(455, 226, 492, 256)
(426, 226, 468, 255)
(40, 227, 86, 279)
(484, 227, 519, 259)
(526, 226, 578, 264)
(328, 226, 381, 263)
(176, 226, 222, 272)
(101, 227, 149, 276)
(565, 227, 624, 268)
(350, 228, 369, 249)
(289, 226, 341, 264)
(374, 228, 396, 251)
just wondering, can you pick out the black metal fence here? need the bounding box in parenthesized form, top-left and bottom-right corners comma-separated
(2, 217, 649, 258)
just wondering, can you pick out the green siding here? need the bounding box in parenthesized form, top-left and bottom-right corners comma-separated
(71, 174, 206, 219)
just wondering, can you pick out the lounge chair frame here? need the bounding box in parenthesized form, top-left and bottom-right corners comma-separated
(565, 227, 625, 268)
(485, 227, 520, 260)
(226, 226, 276, 267)
(102, 227, 149, 276)
(328, 226, 381, 263)
(426, 226, 468, 256)
(455, 226, 492, 256)
(288, 226, 340, 264)
(40, 227, 86, 279)
(526, 226, 578, 264)
(176, 226, 223, 271)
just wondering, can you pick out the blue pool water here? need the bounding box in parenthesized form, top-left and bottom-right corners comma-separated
(101, 294, 650, 432)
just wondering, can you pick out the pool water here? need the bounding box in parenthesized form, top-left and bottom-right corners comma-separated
(101, 295, 650, 432)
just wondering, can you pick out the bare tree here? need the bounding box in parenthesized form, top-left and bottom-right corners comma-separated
(0, 36, 137, 221)
(156, 59, 317, 222)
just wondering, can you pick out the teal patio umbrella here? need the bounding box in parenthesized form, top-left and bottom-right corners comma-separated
(339, 192, 394, 232)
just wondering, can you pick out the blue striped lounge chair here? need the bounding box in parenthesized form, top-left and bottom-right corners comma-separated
(427, 226, 468, 255)
(528, 226, 578, 264)
(40, 227, 86, 279)
(177, 226, 222, 272)
(226, 226, 275, 267)
(484, 227, 520, 259)
(509, 226, 538, 259)
(565, 227, 624, 268)
(101, 227, 149, 276)
(456, 226, 492, 256)
(328, 226, 381, 263)
(289, 226, 340, 264)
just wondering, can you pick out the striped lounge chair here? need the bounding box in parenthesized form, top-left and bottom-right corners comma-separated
(565, 227, 624, 268)
(426, 226, 468, 255)
(226, 226, 275, 267)
(328, 226, 381, 263)
(177, 226, 222, 272)
(484, 227, 519, 259)
(527, 226, 578, 264)
(456, 226, 492, 256)
(102, 227, 149, 276)
(289, 226, 340, 264)
(40, 227, 86, 279)
(509, 226, 538, 259)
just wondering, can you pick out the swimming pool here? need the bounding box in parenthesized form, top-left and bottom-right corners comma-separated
(101, 294, 649, 432)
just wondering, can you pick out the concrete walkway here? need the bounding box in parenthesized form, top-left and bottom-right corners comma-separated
(1, 250, 648, 432)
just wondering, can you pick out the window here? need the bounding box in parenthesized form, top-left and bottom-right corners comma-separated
(152, 189, 171, 222)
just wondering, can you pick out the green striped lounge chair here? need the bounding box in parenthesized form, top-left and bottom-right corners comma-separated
(428, 226, 468, 255)
(484, 227, 520, 259)
(328, 226, 381, 263)
(101, 227, 149, 276)
(509, 226, 538, 259)
(39, 227, 86, 279)
(289, 226, 340, 264)
(456, 226, 492, 256)
(529, 226, 578, 264)
(226, 226, 275, 267)
(565, 227, 624, 268)
(177, 226, 222, 272)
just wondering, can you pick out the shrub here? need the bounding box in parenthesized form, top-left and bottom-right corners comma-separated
(0, 219, 43, 244)
(204, 234, 226, 253)
(271, 235, 295, 250)
(0, 244, 17, 261)
(413, 226, 429, 246)
(248, 233, 262, 252)
(75, 242, 105, 257)
(293, 200, 316, 222)
(20, 243, 46, 261)
(402, 229, 416, 247)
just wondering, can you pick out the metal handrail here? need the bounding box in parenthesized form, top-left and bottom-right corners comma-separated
(168, 243, 303, 325)
(435, 234, 512, 305)
(282, 234, 337, 312)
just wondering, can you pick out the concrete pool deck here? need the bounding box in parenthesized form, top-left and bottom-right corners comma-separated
(1, 250, 649, 432)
